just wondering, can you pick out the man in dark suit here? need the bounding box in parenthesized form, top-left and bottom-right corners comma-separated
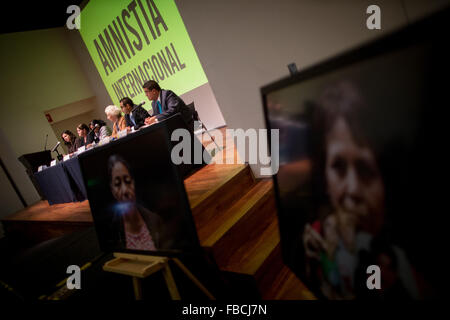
(143, 80, 194, 132)
(120, 97, 149, 130)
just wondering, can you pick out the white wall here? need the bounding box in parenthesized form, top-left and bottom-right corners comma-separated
(175, 0, 449, 176)
(65, 29, 113, 123)
(0, 128, 40, 233)
(0, 27, 98, 216)
(0, 129, 33, 236)
(403, 0, 450, 21)
(0, 28, 95, 158)
(0, 165, 24, 238)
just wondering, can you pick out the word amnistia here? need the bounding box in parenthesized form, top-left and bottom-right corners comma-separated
(94, 0, 168, 76)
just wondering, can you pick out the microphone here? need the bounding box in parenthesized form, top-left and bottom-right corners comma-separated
(44, 134, 48, 151)
(137, 101, 146, 107)
(51, 141, 61, 153)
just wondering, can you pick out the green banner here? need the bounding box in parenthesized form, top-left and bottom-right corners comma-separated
(79, 0, 207, 108)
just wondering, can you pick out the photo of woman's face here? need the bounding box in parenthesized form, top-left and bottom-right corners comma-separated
(110, 162, 136, 203)
(325, 117, 385, 233)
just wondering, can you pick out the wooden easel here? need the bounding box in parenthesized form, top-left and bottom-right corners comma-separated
(103, 252, 215, 300)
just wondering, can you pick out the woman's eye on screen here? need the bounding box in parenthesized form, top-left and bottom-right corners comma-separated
(331, 157, 346, 177)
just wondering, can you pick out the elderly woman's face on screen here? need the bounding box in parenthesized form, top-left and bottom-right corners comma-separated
(110, 161, 136, 203)
(325, 117, 385, 232)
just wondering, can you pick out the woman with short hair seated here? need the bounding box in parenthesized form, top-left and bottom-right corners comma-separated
(90, 119, 112, 143)
(105, 105, 127, 138)
(61, 130, 78, 154)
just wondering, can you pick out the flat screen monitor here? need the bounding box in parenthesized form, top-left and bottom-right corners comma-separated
(261, 8, 449, 299)
(78, 122, 200, 256)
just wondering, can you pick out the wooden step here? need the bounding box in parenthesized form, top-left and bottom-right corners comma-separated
(263, 266, 316, 300)
(210, 181, 279, 275)
(255, 243, 316, 300)
(1, 200, 92, 245)
(186, 164, 255, 230)
(198, 179, 274, 247)
(195, 177, 316, 300)
(254, 243, 285, 295)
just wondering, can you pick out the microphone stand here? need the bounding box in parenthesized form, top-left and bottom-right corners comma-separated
(52, 143, 63, 161)
(44, 134, 48, 151)
(54, 149, 63, 161)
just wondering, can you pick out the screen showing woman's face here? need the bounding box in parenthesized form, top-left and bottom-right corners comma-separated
(110, 162, 136, 202)
(325, 117, 385, 233)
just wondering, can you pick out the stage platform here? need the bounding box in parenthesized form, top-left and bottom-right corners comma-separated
(1, 127, 314, 300)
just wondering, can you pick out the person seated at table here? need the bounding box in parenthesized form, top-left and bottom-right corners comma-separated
(105, 105, 127, 138)
(61, 130, 78, 154)
(85, 122, 94, 144)
(76, 123, 94, 149)
(120, 97, 149, 130)
(143, 80, 194, 133)
(90, 119, 112, 143)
